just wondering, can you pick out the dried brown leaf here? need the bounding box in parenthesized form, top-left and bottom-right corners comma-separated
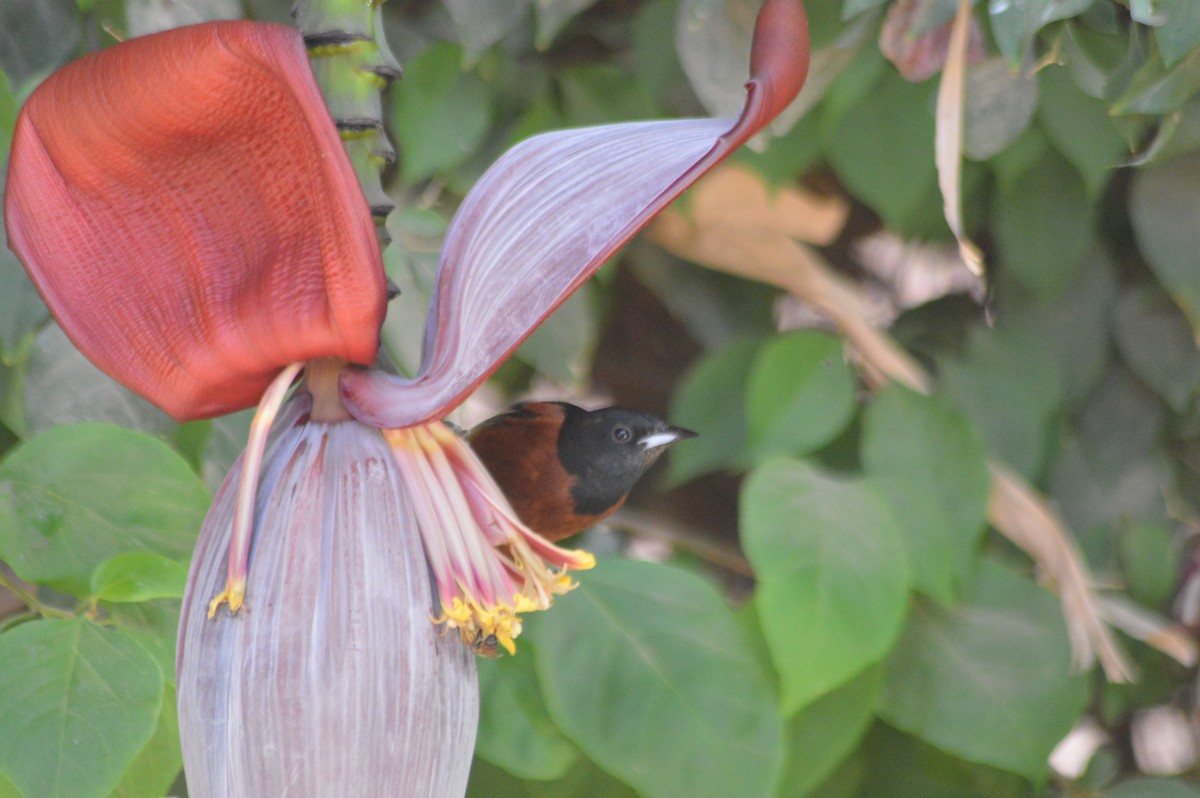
(935, 0, 986, 276)
(685, 164, 849, 245)
(880, 0, 985, 83)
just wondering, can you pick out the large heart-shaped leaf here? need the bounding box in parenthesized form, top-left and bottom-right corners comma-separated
(0, 619, 164, 798)
(862, 385, 989, 605)
(529, 559, 785, 798)
(878, 561, 1090, 781)
(741, 459, 910, 714)
(0, 423, 208, 596)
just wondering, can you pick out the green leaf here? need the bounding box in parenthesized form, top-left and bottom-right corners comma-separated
(530, 559, 785, 798)
(1118, 522, 1179, 610)
(988, 0, 1094, 69)
(842, 0, 888, 18)
(1113, 284, 1200, 413)
(110, 685, 181, 798)
(1152, 0, 1200, 67)
(962, 57, 1039, 161)
(666, 339, 760, 486)
(994, 149, 1095, 297)
(0, 423, 209, 596)
(1129, 151, 1200, 334)
(515, 283, 595, 387)
(734, 111, 822, 186)
(0, 0, 80, 86)
(878, 560, 1090, 781)
(105, 600, 181, 687)
(676, 0, 804, 138)
(1103, 777, 1200, 798)
(633, 0, 687, 108)
(1088, 361, 1166, 459)
(443, 0, 528, 65)
(475, 652, 578, 781)
(778, 666, 880, 798)
(169, 418, 211, 475)
(534, 0, 600, 50)
(989, 122, 1052, 195)
(1048, 433, 1173, 541)
(1129, 0, 1163, 25)
(823, 68, 938, 233)
(1112, 43, 1200, 115)
(0, 354, 29, 443)
(938, 327, 1065, 479)
(0, 69, 15, 166)
(467, 757, 641, 798)
(0, 619, 164, 798)
(915, 0, 963, 35)
(744, 332, 857, 461)
(741, 460, 910, 714)
(559, 65, 658, 125)
(124, 0, 239, 36)
(1059, 19, 1129, 99)
(381, 236, 438, 380)
(199, 408, 253, 492)
(393, 42, 492, 183)
(1038, 64, 1128, 197)
(90, 552, 188, 603)
(23, 325, 175, 438)
(818, 35, 886, 129)
(1131, 94, 1200, 166)
(1002, 246, 1116, 408)
(0, 248, 46, 370)
(861, 386, 989, 605)
(859, 723, 1032, 798)
(632, 253, 778, 349)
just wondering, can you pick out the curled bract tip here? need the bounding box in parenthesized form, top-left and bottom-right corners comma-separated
(339, 0, 811, 429)
(740, 0, 811, 144)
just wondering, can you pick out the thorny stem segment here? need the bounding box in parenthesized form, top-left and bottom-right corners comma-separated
(384, 422, 594, 657)
(208, 361, 305, 617)
(294, 0, 401, 244)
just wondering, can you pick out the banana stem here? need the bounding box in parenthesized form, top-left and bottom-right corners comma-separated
(293, 0, 402, 246)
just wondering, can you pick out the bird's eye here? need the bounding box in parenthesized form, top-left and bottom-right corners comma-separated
(612, 426, 632, 444)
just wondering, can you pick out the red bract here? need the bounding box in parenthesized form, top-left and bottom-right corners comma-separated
(4, 22, 386, 421)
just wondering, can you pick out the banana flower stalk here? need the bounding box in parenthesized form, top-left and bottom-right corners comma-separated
(3, 4, 809, 796)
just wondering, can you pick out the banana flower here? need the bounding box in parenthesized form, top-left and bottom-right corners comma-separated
(3, 3, 809, 795)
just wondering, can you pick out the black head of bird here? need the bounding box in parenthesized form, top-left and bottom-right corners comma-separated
(466, 402, 696, 541)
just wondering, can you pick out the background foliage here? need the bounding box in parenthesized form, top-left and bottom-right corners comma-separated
(1, 0, 1199, 796)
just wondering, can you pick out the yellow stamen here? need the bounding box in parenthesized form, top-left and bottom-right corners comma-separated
(210, 361, 304, 618)
(206, 577, 245, 618)
(385, 420, 595, 656)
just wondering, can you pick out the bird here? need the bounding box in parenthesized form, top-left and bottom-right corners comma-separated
(464, 401, 697, 542)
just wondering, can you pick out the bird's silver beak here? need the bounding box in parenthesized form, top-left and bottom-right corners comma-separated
(638, 425, 698, 451)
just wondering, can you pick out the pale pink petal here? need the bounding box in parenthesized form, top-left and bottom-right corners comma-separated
(340, 0, 810, 428)
(177, 410, 477, 797)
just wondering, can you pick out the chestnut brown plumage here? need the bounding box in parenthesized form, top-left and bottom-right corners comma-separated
(467, 402, 696, 541)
